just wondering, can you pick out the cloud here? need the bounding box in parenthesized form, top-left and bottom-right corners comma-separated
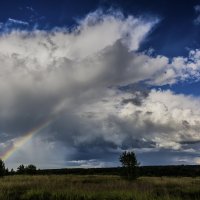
(194, 157, 200, 164)
(76, 89, 200, 148)
(7, 18, 29, 26)
(0, 19, 30, 34)
(67, 89, 200, 165)
(0, 9, 200, 168)
(26, 6, 35, 12)
(194, 5, 200, 25)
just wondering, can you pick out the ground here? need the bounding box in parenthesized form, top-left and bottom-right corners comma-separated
(0, 175, 200, 200)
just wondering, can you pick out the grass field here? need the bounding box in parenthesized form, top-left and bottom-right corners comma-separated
(0, 175, 200, 200)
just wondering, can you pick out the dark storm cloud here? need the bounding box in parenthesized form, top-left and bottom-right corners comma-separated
(180, 140, 200, 145)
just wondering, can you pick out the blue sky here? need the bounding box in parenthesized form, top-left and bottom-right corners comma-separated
(0, 0, 199, 56)
(0, 0, 200, 169)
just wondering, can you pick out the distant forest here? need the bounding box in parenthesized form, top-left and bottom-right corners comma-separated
(12, 165, 200, 177)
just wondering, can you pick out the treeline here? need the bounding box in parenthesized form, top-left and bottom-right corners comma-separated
(37, 165, 200, 177)
(0, 160, 37, 176)
(5, 165, 200, 177)
(1, 160, 200, 177)
(140, 165, 200, 177)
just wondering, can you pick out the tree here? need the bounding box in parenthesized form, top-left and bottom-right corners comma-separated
(5, 168, 9, 176)
(17, 164, 25, 174)
(10, 168, 15, 175)
(0, 159, 6, 177)
(119, 151, 139, 180)
(25, 164, 37, 175)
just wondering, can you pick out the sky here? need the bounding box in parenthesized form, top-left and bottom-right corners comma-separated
(1, 0, 200, 169)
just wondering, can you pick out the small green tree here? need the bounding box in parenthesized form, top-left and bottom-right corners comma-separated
(119, 151, 139, 180)
(0, 159, 6, 177)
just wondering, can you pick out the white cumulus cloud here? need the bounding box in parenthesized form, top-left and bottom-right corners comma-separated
(0, 9, 200, 168)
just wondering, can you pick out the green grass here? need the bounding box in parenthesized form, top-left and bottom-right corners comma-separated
(0, 175, 200, 200)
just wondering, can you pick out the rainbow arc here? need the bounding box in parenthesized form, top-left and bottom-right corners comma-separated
(0, 118, 53, 161)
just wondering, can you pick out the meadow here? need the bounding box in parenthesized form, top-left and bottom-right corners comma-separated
(0, 175, 200, 200)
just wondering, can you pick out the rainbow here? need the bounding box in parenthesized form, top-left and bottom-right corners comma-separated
(0, 118, 53, 161)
